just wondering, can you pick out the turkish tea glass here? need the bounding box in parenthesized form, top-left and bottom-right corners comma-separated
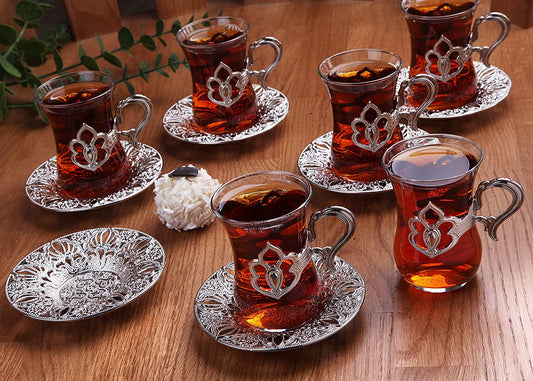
(211, 171, 356, 331)
(177, 16, 282, 135)
(383, 134, 524, 292)
(401, 0, 510, 110)
(34, 71, 152, 199)
(319, 49, 437, 182)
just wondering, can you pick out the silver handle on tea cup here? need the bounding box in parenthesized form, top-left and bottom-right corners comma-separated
(114, 94, 153, 148)
(246, 36, 283, 90)
(397, 74, 438, 131)
(307, 206, 356, 273)
(470, 12, 510, 68)
(473, 178, 524, 240)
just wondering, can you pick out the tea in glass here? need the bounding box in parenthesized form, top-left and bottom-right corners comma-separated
(383, 134, 524, 292)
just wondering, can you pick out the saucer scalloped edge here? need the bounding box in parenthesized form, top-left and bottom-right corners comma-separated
(25, 142, 163, 212)
(399, 62, 511, 119)
(298, 125, 427, 194)
(162, 85, 289, 145)
(5, 227, 166, 322)
(194, 249, 365, 352)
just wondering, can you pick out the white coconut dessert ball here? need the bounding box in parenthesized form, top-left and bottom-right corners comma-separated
(153, 165, 221, 231)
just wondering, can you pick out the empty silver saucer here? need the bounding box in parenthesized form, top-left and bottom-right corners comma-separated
(25, 142, 163, 212)
(162, 85, 289, 145)
(194, 249, 365, 352)
(399, 62, 511, 119)
(298, 125, 427, 194)
(5, 227, 166, 321)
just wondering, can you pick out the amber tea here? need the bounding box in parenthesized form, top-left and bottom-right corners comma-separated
(404, 2, 477, 110)
(387, 144, 481, 290)
(383, 134, 524, 292)
(218, 187, 322, 330)
(211, 171, 356, 330)
(325, 60, 401, 181)
(40, 80, 130, 199)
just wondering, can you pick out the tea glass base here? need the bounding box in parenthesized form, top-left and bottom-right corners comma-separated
(194, 248, 365, 352)
(398, 62, 511, 119)
(25, 142, 163, 212)
(297, 125, 428, 194)
(162, 85, 289, 145)
(408, 281, 468, 294)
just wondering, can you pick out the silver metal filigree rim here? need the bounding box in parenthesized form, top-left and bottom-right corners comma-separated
(399, 62, 511, 119)
(194, 250, 365, 352)
(5, 227, 166, 322)
(162, 85, 289, 145)
(25, 142, 163, 212)
(297, 126, 428, 194)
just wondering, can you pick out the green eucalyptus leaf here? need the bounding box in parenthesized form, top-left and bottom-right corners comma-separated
(154, 53, 162, 67)
(104, 67, 114, 79)
(140, 35, 156, 51)
(156, 68, 169, 78)
(0, 25, 17, 46)
(53, 50, 63, 71)
(188, 15, 194, 24)
(156, 36, 166, 47)
(25, 21, 41, 29)
(95, 34, 105, 54)
(139, 61, 149, 81)
(156, 19, 164, 35)
(0, 54, 22, 78)
(80, 55, 100, 70)
(78, 42, 85, 58)
(16, 0, 44, 22)
(171, 20, 181, 35)
(26, 73, 41, 88)
(103, 51, 122, 68)
(18, 38, 46, 55)
(39, 3, 55, 10)
(13, 18, 25, 28)
(23, 53, 46, 67)
(218, 10, 224, 16)
(118, 27, 134, 50)
(124, 80, 135, 95)
(122, 63, 128, 80)
(168, 53, 180, 72)
(33, 99, 48, 123)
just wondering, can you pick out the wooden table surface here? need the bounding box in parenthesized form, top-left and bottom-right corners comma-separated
(1, 0, 531, 379)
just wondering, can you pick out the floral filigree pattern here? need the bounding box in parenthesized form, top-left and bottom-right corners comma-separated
(25, 142, 162, 212)
(69, 123, 118, 171)
(206, 62, 249, 107)
(162, 85, 289, 145)
(6, 228, 165, 321)
(297, 126, 428, 194)
(425, 36, 471, 82)
(351, 102, 400, 152)
(408, 202, 474, 258)
(194, 250, 365, 351)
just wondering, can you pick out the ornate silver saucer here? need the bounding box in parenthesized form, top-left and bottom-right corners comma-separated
(298, 125, 427, 194)
(162, 85, 289, 145)
(194, 249, 365, 352)
(25, 142, 163, 212)
(399, 62, 511, 119)
(5, 227, 165, 321)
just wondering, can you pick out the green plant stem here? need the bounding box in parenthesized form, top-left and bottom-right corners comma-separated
(3, 22, 27, 59)
(5, 29, 179, 87)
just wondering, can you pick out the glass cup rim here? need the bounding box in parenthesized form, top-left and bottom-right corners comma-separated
(176, 16, 250, 49)
(210, 170, 312, 227)
(33, 70, 114, 108)
(318, 48, 402, 87)
(382, 133, 484, 184)
(400, 0, 480, 21)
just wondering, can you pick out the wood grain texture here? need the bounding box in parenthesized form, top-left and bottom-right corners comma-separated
(491, 0, 533, 28)
(1, 0, 532, 380)
(64, 0, 122, 40)
(154, 0, 206, 19)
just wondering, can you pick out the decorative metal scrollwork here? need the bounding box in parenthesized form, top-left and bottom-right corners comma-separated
(408, 202, 474, 258)
(351, 102, 400, 152)
(425, 36, 471, 82)
(206, 62, 250, 107)
(69, 123, 118, 171)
